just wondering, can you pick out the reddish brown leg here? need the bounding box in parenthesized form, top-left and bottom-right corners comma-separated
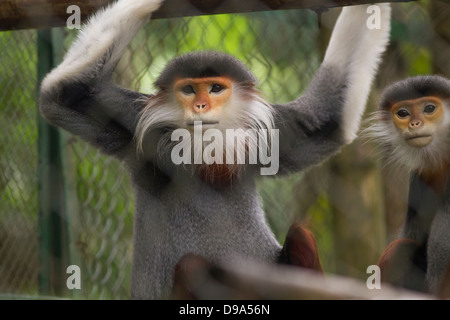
(171, 253, 212, 299)
(378, 238, 427, 292)
(278, 223, 323, 273)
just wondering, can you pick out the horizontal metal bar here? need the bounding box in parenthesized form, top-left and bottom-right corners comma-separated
(1, 0, 415, 31)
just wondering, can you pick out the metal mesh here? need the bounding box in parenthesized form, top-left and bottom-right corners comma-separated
(0, 30, 39, 295)
(0, 2, 448, 299)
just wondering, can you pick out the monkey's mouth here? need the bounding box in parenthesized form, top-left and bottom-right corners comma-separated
(405, 134, 433, 147)
(186, 120, 219, 127)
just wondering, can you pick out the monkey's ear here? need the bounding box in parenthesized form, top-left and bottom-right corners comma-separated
(278, 223, 323, 273)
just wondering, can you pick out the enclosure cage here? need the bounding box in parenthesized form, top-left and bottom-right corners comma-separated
(0, 0, 448, 300)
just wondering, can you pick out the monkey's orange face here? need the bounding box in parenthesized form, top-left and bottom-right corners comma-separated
(391, 96, 445, 147)
(174, 76, 232, 127)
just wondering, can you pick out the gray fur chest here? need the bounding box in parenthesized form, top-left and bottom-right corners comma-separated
(129, 165, 281, 299)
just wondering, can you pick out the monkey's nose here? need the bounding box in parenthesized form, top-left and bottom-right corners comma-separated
(409, 120, 422, 129)
(193, 103, 210, 113)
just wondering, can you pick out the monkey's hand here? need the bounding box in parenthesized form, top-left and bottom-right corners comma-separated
(40, 0, 164, 157)
(274, 4, 391, 174)
(323, 3, 391, 144)
(110, 0, 165, 19)
(42, 0, 164, 89)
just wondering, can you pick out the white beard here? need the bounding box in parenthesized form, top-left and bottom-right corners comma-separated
(363, 110, 450, 174)
(134, 89, 275, 183)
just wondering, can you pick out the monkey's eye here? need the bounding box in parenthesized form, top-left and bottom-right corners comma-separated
(210, 84, 224, 93)
(396, 109, 410, 118)
(180, 85, 195, 95)
(423, 104, 436, 114)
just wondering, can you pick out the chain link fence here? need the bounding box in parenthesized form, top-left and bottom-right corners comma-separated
(0, 2, 448, 299)
(0, 30, 39, 296)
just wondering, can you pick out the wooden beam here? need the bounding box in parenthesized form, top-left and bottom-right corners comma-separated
(1, 0, 415, 31)
(172, 257, 434, 299)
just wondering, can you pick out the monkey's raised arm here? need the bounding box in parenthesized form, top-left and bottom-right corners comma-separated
(274, 4, 391, 173)
(39, 0, 164, 158)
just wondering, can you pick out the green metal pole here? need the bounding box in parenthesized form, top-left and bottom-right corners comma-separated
(37, 28, 79, 298)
